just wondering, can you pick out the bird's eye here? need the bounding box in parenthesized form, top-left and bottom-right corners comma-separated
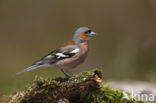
(84, 30, 91, 34)
(88, 30, 91, 33)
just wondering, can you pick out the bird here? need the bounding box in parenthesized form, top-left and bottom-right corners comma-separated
(16, 27, 96, 77)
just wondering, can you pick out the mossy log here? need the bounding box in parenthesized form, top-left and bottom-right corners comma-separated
(9, 69, 146, 103)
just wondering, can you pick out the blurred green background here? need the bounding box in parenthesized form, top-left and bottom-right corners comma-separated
(0, 0, 156, 94)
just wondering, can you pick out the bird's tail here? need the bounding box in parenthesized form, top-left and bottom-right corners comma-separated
(16, 65, 44, 75)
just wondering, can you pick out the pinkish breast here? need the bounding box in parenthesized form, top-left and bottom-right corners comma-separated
(56, 41, 89, 69)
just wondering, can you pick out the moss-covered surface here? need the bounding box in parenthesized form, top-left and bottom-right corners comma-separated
(7, 69, 147, 103)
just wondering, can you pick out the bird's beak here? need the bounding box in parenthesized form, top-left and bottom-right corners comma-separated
(89, 31, 96, 37)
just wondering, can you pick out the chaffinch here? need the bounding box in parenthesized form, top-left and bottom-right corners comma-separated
(16, 27, 96, 77)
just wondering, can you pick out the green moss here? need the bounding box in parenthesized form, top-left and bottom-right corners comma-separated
(83, 87, 146, 103)
(9, 69, 148, 103)
(75, 68, 102, 79)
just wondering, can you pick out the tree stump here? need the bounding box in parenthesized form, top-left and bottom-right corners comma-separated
(8, 69, 146, 103)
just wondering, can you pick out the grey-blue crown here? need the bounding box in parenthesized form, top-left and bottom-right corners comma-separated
(73, 27, 90, 43)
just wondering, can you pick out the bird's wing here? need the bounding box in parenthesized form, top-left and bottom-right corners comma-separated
(16, 45, 80, 75)
(33, 45, 80, 65)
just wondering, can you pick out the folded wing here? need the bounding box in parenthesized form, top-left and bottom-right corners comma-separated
(16, 45, 80, 75)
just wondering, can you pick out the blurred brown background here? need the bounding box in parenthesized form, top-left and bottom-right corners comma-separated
(0, 0, 156, 94)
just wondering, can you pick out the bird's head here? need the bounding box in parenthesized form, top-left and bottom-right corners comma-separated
(73, 27, 96, 44)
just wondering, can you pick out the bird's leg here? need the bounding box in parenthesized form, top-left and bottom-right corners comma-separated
(65, 70, 74, 76)
(61, 69, 70, 78)
(64, 69, 75, 80)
